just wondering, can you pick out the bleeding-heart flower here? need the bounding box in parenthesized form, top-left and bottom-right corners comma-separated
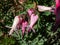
(22, 20, 28, 36)
(9, 14, 28, 36)
(27, 8, 38, 33)
(27, 8, 35, 17)
(9, 8, 38, 36)
(37, 5, 52, 12)
(9, 16, 22, 35)
(28, 14, 38, 32)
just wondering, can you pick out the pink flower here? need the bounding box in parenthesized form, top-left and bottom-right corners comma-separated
(30, 14, 38, 28)
(27, 8, 35, 17)
(28, 14, 38, 32)
(27, 8, 38, 32)
(22, 20, 28, 36)
(9, 15, 28, 36)
(9, 16, 22, 35)
(37, 5, 52, 12)
(9, 8, 38, 36)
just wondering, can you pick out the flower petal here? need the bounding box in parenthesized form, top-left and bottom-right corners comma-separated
(37, 5, 52, 12)
(30, 14, 38, 28)
(27, 8, 35, 17)
(28, 14, 38, 32)
(9, 16, 22, 35)
(22, 21, 28, 35)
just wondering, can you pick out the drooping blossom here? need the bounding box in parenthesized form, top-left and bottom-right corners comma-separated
(27, 8, 35, 17)
(9, 8, 38, 36)
(21, 20, 28, 36)
(37, 5, 55, 12)
(27, 8, 38, 32)
(9, 14, 28, 35)
(9, 16, 22, 35)
(28, 14, 38, 32)
(37, 5, 52, 12)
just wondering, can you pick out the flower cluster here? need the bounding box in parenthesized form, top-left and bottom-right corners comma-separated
(9, 8, 38, 36)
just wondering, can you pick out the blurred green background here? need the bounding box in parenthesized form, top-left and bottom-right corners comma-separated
(0, 0, 60, 45)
